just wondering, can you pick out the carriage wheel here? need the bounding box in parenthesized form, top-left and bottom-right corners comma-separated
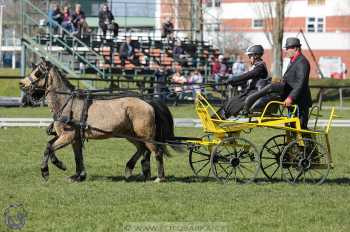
(280, 138, 330, 185)
(260, 134, 287, 180)
(210, 137, 260, 183)
(189, 144, 212, 177)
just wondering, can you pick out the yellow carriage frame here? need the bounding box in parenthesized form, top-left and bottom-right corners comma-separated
(187, 93, 337, 184)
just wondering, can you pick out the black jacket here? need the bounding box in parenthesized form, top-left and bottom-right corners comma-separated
(228, 59, 268, 94)
(162, 21, 174, 37)
(282, 54, 312, 107)
(119, 43, 134, 58)
(98, 10, 114, 26)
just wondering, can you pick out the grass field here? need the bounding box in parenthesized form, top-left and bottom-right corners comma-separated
(1, 109, 350, 231)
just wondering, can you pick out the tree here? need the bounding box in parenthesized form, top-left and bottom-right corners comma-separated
(254, 0, 287, 81)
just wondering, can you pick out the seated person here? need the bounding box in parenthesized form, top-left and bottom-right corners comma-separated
(172, 40, 188, 66)
(119, 37, 140, 66)
(71, 4, 89, 36)
(61, 6, 74, 33)
(216, 44, 269, 119)
(98, 4, 118, 38)
(188, 69, 204, 98)
(48, 4, 62, 34)
(214, 55, 228, 91)
(170, 67, 187, 106)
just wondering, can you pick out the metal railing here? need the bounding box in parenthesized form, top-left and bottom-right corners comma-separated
(20, 0, 107, 80)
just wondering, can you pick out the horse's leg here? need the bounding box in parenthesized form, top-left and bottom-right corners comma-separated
(154, 149, 165, 183)
(41, 136, 61, 180)
(141, 149, 151, 181)
(41, 131, 75, 181)
(69, 138, 86, 182)
(125, 140, 144, 179)
(145, 143, 165, 183)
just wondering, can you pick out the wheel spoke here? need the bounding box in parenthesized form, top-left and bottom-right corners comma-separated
(263, 161, 278, 170)
(287, 167, 294, 180)
(270, 166, 279, 178)
(196, 160, 210, 174)
(225, 168, 234, 180)
(237, 166, 246, 179)
(261, 156, 277, 160)
(207, 167, 211, 177)
(306, 144, 317, 159)
(193, 151, 210, 157)
(218, 162, 230, 176)
(273, 138, 282, 154)
(192, 158, 210, 163)
(240, 164, 255, 174)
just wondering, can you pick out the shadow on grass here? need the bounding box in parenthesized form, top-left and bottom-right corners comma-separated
(89, 175, 218, 183)
(89, 175, 350, 185)
(253, 177, 350, 185)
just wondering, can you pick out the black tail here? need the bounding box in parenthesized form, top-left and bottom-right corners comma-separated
(148, 100, 183, 156)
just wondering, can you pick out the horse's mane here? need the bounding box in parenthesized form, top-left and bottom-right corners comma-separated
(49, 66, 75, 91)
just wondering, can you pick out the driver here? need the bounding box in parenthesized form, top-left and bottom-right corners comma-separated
(216, 44, 269, 119)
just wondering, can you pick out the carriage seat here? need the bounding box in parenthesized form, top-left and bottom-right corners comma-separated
(239, 78, 282, 117)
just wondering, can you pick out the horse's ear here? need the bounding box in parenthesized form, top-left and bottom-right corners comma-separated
(40, 57, 52, 68)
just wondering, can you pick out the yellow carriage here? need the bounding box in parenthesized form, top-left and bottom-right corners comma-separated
(187, 93, 336, 184)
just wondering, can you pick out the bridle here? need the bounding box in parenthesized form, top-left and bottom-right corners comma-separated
(26, 62, 51, 102)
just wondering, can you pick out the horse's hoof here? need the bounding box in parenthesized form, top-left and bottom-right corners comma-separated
(41, 168, 49, 181)
(137, 173, 151, 181)
(125, 167, 133, 179)
(154, 177, 166, 183)
(141, 172, 152, 181)
(68, 174, 86, 182)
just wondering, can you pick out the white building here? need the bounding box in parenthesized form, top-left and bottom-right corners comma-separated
(203, 0, 350, 78)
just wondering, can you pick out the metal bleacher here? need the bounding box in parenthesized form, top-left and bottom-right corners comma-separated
(20, 0, 219, 87)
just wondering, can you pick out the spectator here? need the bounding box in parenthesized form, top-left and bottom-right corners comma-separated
(232, 56, 246, 75)
(211, 56, 221, 82)
(172, 40, 188, 66)
(161, 17, 174, 41)
(189, 69, 204, 98)
(48, 4, 62, 34)
(154, 67, 169, 102)
(61, 6, 74, 33)
(170, 67, 187, 106)
(214, 55, 228, 91)
(119, 37, 139, 66)
(98, 4, 118, 39)
(230, 56, 246, 95)
(71, 4, 89, 36)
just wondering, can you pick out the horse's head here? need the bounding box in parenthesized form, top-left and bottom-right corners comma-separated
(19, 57, 52, 101)
(19, 57, 52, 92)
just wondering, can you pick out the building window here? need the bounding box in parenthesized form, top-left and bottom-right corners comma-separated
(252, 19, 264, 29)
(206, 0, 220, 7)
(307, 17, 324, 32)
(308, 0, 325, 5)
(206, 23, 220, 32)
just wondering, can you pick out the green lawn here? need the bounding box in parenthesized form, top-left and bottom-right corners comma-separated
(0, 125, 350, 231)
(0, 103, 349, 119)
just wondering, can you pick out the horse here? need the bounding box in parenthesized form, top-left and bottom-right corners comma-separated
(19, 58, 179, 182)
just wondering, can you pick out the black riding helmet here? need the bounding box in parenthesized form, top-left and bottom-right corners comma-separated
(245, 45, 264, 57)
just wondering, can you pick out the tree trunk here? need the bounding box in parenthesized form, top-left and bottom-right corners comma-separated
(271, 0, 286, 82)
